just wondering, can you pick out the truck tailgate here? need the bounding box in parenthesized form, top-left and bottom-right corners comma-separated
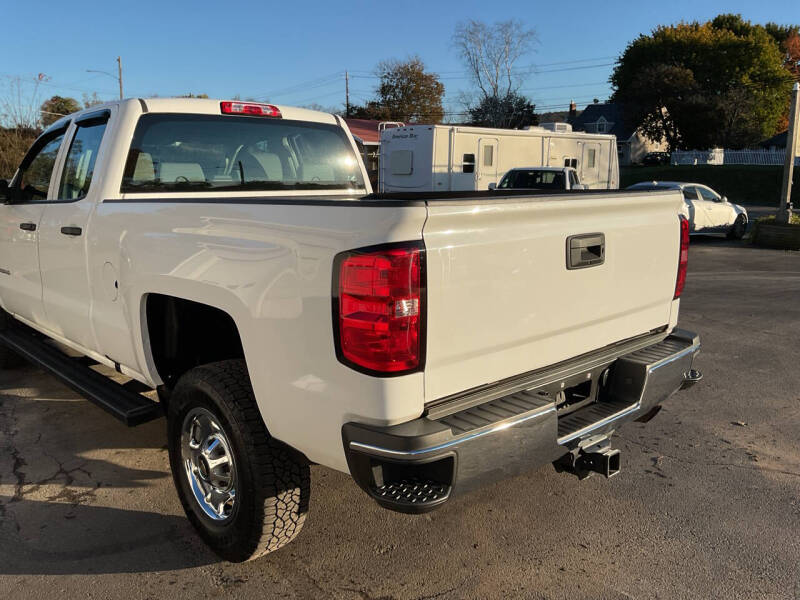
(422, 191, 683, 401)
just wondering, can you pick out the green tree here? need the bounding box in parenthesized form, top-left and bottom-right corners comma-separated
(350, 57, 444, 123)
(611, 15, 795, 149)
(468, 92, 538, 129)
(40, 95, 81, 126)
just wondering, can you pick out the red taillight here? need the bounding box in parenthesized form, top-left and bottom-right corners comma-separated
(674, 215, 690, 299)
(220, 101, 281, 118)
(334, 243, 424, 374)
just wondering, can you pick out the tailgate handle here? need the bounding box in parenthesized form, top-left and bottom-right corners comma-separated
(567, 233, 605, 269)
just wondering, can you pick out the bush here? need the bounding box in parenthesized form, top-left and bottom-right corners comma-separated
(0, 127, 38, 180)
(620, 165, 800, 206)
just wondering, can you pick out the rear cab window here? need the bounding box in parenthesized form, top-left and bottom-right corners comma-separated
(59, 115, 109, 201)
(121, 114, 365, 194)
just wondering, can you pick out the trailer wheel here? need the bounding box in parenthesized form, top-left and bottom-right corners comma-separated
(167, 359, 310, 562)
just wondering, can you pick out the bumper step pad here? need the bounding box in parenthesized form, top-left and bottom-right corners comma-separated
(374, 478, 450, 507)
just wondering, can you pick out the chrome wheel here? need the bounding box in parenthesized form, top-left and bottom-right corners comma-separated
(181, 407, 237, 521)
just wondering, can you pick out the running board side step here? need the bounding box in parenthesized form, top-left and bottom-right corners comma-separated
(0, 325, 162, 426)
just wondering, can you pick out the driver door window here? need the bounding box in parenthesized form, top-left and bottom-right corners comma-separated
(16, 133, 66, 202)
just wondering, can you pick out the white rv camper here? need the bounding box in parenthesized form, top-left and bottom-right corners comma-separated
(379, 123, 619, 192)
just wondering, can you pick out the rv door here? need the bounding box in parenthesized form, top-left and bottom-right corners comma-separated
(476, 138, 498, 190)
(582, 142, 600, 188)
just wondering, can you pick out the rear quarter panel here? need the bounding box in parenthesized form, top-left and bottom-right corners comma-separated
(88, 199, 428, 472)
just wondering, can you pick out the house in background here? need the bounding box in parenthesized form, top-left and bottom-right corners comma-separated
(759, 130, 789, 151)
(570, 102, 667, 166)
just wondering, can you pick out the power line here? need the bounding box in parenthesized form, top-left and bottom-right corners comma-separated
(249, 72, 343, 100)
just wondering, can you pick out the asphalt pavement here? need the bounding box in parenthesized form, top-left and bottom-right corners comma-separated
(1, 235, 798, 600)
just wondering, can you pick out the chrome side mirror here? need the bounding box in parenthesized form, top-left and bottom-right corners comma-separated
(487, 182, 497, 191)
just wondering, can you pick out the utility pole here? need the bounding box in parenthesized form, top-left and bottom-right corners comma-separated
(777, 82, 799, 224)
(775, 83, 800, 224)
(345, 70, 350, 118)
(117, 56, 124, 100)
(86, 57, 124, 101)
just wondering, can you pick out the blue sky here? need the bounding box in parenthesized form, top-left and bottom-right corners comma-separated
(3, 0, 798, 118)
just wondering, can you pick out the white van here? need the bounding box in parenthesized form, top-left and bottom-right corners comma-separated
(379, 124, 619, 192)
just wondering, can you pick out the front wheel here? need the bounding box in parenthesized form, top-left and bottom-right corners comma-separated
(727, 215, 747, 240)
(167, 360, 310, 562)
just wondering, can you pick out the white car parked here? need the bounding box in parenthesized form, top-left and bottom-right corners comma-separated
(627, 181, 748, 239)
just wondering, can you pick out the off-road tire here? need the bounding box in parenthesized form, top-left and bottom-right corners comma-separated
(727, 215, 747, 240)
(167, 359, 310, 562)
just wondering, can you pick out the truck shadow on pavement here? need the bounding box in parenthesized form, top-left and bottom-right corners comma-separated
(0, 497, 219, 574)
(0, 365, 222, 574)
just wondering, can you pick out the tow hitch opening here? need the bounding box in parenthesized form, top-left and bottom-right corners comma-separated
(555, 443, 621, 480)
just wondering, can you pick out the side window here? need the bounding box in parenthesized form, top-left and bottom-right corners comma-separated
(483, 146, 494, 167)
(58, 121, 108, 200)
(587, 148, 596, 169)
(682, 187, 698, 201)
(463, 153, 475, 173)
(390, 150, 413, 175)
(698, 187, 719, 202)
(15, 133, 66, 202)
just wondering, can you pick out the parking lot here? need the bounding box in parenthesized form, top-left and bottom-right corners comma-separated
(0, 236, 798, 600)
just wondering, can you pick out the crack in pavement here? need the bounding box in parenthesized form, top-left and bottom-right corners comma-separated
(618, 434, 800, 479)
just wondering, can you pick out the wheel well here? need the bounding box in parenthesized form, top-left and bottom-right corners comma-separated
(145, 294, 244, 388)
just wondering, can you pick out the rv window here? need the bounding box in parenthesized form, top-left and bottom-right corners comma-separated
(390, 150, 413, 175)
(564, 158, 578, 169)
(587, 149, 596, 168)
(463, 153, 475, 173)
(483, 146, 494, 167)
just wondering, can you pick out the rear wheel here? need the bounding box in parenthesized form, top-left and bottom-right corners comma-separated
(727, 215, 746, 240)
(167, 359, 310, 562)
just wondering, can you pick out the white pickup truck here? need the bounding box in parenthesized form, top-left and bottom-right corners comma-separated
(0, 98, 701, 562)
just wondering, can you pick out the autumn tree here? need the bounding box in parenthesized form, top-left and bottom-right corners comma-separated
(612, 15, 795, 149)
(350, 57, 444, 123)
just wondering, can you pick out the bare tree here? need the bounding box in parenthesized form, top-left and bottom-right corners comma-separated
(0, 75, 49, 129)
(0, 75, 49, 178)
(453, 20, 537, 99)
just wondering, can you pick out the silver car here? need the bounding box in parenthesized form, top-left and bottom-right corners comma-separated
(627, 181, 748, 239)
